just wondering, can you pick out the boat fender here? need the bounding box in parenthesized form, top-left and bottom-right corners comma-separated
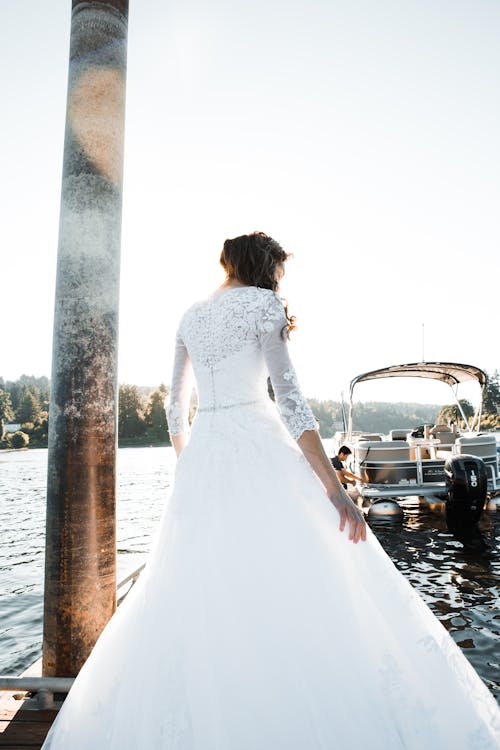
(367, 499, 404, 520)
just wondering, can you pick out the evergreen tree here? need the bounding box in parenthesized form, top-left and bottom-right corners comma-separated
(118, 384, 147, 438)
(0, 390, 14, 439)
(145, 384, 169, 441)
(7, 382, 24, 413)
(483, 370, 500, 415)
(16, 390, 41, 424)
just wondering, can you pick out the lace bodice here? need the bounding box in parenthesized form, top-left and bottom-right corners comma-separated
(166, 287, 317, 440)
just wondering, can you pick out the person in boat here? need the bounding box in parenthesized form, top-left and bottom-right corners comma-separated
(40, 232, 500, 750)
(331, 445, 363, 490)
(410, 424, 425, 438)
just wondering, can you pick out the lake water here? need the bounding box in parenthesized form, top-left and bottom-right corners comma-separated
(1, 446, 499, 701)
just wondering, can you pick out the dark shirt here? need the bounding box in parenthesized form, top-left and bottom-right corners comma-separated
(331, 455, 347, 488)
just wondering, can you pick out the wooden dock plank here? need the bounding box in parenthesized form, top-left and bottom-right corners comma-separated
(0, 710, 56, 723)
(0, 719, 52, 741)
(0, 700, 57, 750)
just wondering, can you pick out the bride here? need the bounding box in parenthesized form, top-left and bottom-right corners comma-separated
(43, 232, 499, 749)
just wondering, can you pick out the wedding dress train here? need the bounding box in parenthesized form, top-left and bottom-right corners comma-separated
(42, 286, 500, 749)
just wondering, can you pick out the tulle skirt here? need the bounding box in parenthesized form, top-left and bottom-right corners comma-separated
(42, 401, 500, 749)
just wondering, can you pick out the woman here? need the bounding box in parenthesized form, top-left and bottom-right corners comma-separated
(43, 232, 499, 749)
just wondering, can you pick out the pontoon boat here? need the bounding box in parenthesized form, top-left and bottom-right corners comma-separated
(339, 362, 499, 520)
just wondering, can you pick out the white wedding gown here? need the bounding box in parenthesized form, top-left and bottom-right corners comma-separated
(43, 287, 500, 749)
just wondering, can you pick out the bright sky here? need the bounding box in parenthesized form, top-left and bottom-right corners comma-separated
(2, 0, 499, 405)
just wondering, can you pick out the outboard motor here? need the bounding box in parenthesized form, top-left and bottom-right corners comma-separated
(444, 454, 487, 525)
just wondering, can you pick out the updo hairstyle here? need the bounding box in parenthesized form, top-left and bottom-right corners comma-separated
(220, 231, 296, 337)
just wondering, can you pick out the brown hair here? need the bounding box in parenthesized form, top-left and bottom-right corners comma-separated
(220, 232, 296, 337)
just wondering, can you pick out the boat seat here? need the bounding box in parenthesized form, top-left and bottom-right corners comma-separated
(456, 435, 497, 461)
(357, 434, 383, 442)
(430, 424, 451, 435)
(407, 438, 433, 460)
(430, 427, 457, 459)
(434, 432, 456, 445)
(356, 441, 411, 463)
(389, 429, 409, 441)
(433, 431, 457, 452)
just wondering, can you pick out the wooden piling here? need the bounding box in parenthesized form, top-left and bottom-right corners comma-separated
(43, 0, 129, 678)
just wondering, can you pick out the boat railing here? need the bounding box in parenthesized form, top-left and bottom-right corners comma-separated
(354, 440, 447, 491)
(355, 434, 500, 495)
(0, 561, 146, 708)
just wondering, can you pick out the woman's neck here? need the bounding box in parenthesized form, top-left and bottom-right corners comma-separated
(218, 278, 250, 290)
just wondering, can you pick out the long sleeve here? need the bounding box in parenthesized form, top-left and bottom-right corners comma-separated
(166, 330, 194, 437)
(259, 292, 318, 440)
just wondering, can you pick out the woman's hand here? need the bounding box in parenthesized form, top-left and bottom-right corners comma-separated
(296, 429, 367, 544)
(328, 488, 366, 544)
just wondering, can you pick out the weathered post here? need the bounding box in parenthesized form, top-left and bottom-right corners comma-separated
(43, 0, 129, 677)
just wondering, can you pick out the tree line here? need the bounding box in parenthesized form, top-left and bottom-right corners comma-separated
(0, 375, 49, 448)
(118, 384, 169, 444)
(1, 370, 499, 449)
(433, 370, 500, 431)
(0, 377, 171, 449)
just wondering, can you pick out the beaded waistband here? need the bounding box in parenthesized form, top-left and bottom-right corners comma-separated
(197, 399, 260, 413)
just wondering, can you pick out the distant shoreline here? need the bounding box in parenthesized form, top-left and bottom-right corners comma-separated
(0, 437, 171, 452)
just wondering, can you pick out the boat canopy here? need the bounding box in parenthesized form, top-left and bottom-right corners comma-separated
(350, 362, 487, 399)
